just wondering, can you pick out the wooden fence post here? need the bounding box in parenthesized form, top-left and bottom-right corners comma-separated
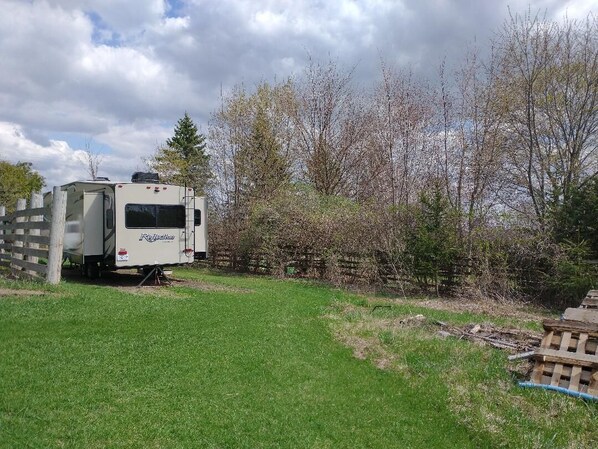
(11, 198, 27, 275)
(46, 187, 67, 285)
(27, 193, 43, 276)
(0, 205, 5, 266)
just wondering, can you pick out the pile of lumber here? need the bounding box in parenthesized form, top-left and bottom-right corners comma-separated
(521, 290, 598, 400)
(436, 322, 541, 353)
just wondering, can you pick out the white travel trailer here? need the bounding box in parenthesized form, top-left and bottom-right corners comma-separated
(55, 173, 207, 278)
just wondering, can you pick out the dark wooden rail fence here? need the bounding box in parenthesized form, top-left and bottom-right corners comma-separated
(208, 246, 468, 291)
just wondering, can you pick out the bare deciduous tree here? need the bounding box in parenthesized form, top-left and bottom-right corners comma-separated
(494, 11, 598, 226)
(369, 62, 436, 207)
(437, 48, 507, 252)
(84, 138, 103, 180)
(293, 57, 370, 197)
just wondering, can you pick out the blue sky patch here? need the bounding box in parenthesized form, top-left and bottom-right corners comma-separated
(86, 10, 121, 46)
(48, 133, 114, 155)
(165, 0, 187, 18)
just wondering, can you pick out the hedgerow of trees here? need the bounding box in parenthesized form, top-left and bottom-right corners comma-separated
(201, 11, 597, 306)
(0, 160, 45, 213)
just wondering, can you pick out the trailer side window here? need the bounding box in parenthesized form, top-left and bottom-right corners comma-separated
(156, 205, 185, 228)
(194, 209, 201, 226)
(125, 204, 185, 229)
(125, 204, 155, 228)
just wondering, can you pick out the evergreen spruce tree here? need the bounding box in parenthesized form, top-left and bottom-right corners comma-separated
(236, 103, 289, 201)
(149, 113, 211, 195)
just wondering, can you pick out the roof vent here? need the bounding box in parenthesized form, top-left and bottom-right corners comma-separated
(131, 172, 160, 183)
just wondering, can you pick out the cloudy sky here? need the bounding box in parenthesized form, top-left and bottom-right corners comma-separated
(0, 0, 594, 188)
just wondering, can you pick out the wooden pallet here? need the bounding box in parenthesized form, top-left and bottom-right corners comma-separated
(581, 290, 598, 309)
(530, 319, 598, 397)
(563, 307, 598, 324)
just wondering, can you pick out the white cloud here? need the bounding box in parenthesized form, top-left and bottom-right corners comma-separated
(0, 1, 199, 144)
(0, 121, 165, 188)
(251, 10, 286, 34)
(555, 0, 597, 20)
(0, 122, 88, 188)
(45, 0, 167, 37)
(0, 0, 595, 189)
(95, 122, 172, 159)
(149, 16, 192, 37)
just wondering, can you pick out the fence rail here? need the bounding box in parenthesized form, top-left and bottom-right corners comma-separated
(0, 221, 51, 231)
(208, 247, 467, 292)
(0, 187, 66, 284)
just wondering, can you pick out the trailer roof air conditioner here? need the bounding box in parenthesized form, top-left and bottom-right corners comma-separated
(131, 172, 160, 183)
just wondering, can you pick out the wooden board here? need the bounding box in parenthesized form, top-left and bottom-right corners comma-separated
(10, 234, 49, 245)
(581, 297, 598, 309)
(543, 319, 598, 336)
(530, 318, 598, 396)
(9, 258, 47, 275)
(0, 221, 50, 231)
(11, 247, 48, 259)
(562, 308, 598, 324)
(533, 348, 597, 368)
(10, 207, 49, 219)
(581, 291, 598, 309)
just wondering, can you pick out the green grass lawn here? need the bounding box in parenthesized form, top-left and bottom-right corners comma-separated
(0, 268, 596, 448)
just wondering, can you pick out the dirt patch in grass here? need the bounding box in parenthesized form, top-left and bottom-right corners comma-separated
(372, 295, 553, 323)
(326, 300, 544, 386)
(0, 288, 46, 297)
(61, 269, 252, 295)
(329, 301, 542, 358)
(170, 278, 254, 293)
(113, 285, 186, 298)
(332, 326, 407, 373)
(110, 278, 253, 296)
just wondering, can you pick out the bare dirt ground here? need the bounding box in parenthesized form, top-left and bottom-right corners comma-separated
(328, 290, 558, 379)
(364, 294, 551, 354)
(60, 268, 252, 295)
(0, 288, 47, 297)
(2, 267, 253, 298)
(169, 278, 253, 293)
(328, 300, 544, 381)
(115, 278, 253, 296)
(370, 295, 556, 323)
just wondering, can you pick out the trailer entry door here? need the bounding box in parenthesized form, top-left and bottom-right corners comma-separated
(83, 192, 104, 257)
(194, 197, 207, 259)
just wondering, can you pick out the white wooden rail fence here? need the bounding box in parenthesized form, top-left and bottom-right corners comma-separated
(0, 187, 67, 284)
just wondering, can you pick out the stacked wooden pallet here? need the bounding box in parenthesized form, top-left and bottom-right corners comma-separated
(580, 290, 598, 309)
(523, 291, 598, 400)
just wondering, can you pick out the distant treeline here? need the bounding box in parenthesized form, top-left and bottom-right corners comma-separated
(201, 11, 597, 306)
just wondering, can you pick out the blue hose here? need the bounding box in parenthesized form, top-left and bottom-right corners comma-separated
(518, 381, 598, 401)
